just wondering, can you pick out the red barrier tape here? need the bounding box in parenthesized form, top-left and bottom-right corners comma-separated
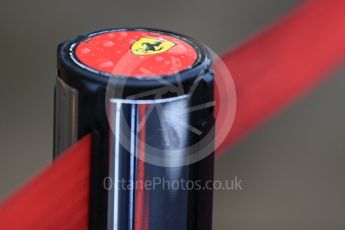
(0, 135, 92, 229)
(217, 0, 345, 153)
(2, 0, 345, 229)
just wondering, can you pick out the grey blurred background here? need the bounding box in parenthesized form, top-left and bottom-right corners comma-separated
(1, 0, 345, 229)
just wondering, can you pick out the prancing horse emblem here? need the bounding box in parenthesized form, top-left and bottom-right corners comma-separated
(131, 37, 176, 55)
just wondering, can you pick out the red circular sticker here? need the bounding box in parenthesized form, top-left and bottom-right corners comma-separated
(75, 30, 198, 77)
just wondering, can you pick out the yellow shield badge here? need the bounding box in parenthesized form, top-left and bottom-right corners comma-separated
(131, 37, 176, 55)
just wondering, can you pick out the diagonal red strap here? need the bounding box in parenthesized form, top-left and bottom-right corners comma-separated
(0, 135, 92, 230)
(216, 0, 345, 154)
(2, 0, 345, 229)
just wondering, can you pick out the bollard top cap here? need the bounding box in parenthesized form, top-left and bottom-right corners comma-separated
(58, 28, 212, 99)
(73, 29, 199, 77)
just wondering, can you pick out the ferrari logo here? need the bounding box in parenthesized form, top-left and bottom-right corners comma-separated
(131, 37, 176, 55)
